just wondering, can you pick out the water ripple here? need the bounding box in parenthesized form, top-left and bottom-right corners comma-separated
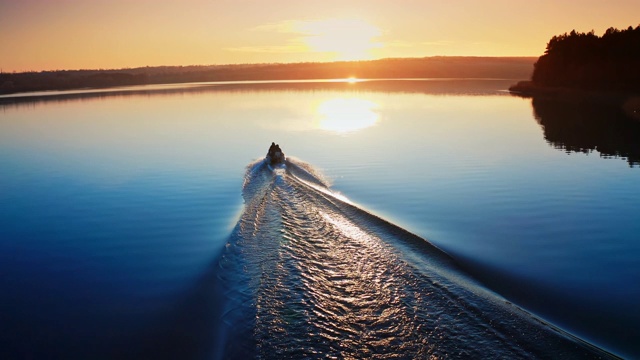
(218, 158, 616, 359)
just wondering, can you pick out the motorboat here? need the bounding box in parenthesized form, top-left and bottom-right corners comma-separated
(266, 142, 285, 165)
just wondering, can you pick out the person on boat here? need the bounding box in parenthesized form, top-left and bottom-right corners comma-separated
(267, 142, 285, 164)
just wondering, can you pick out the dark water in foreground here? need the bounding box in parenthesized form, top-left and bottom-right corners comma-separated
(1, 80, 639, 359)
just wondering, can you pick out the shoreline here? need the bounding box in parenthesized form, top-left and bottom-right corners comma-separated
(509, 81, 640, 120)
(0, 56, 536, 96)
(509, 80, 639, 99)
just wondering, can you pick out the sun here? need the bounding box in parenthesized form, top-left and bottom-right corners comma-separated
(297, 19, 382, 61)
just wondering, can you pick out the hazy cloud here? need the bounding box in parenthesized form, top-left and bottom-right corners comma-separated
(225, 44, 307, 53)
(232, 19, 383, 60)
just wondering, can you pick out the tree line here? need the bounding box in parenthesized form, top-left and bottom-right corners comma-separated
(531, 25, 640, 91)
(0, 57, 535, 95)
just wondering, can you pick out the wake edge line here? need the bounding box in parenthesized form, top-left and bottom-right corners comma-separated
(283, 167, 622, 360)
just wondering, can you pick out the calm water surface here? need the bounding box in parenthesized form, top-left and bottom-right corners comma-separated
(1, 80, 638, 359)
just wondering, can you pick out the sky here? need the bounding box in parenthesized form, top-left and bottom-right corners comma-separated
(1, 0, 638, 72)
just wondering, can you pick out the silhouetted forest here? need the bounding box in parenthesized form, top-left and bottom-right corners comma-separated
(0, 57, 535, 95)
(507, 26, 640, 166)
(512, 26, 640, 93)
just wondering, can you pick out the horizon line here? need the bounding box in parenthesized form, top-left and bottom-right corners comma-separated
(1, 55, 539, 75)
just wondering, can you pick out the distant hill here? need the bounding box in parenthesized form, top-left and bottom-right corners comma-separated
(0, 57, 535, 95)
(511, 25, 640, 94)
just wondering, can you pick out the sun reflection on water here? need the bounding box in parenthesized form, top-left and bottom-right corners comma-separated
(315, 98, 380, 133)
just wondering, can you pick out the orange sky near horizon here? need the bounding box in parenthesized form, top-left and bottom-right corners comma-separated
(1, 0, 638, 72)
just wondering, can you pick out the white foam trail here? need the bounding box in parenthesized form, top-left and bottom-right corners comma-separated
(216, 157, 617, 359)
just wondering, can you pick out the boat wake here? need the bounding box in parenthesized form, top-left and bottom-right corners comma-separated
(216, 157, 615, 359)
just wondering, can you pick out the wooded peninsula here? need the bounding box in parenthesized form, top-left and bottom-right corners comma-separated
(510, 25, 640, 94)
(0, 57, 535, 95)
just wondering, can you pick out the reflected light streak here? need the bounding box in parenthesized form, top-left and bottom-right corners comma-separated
(316, 98, 380, 133)
(319, 211, 375, 246)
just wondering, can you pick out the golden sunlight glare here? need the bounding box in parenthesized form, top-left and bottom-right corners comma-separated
(316, 98, 380, 133)
(297, 19, 382, 61)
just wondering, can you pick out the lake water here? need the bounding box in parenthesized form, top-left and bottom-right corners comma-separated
(1, 80, 639, 359)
